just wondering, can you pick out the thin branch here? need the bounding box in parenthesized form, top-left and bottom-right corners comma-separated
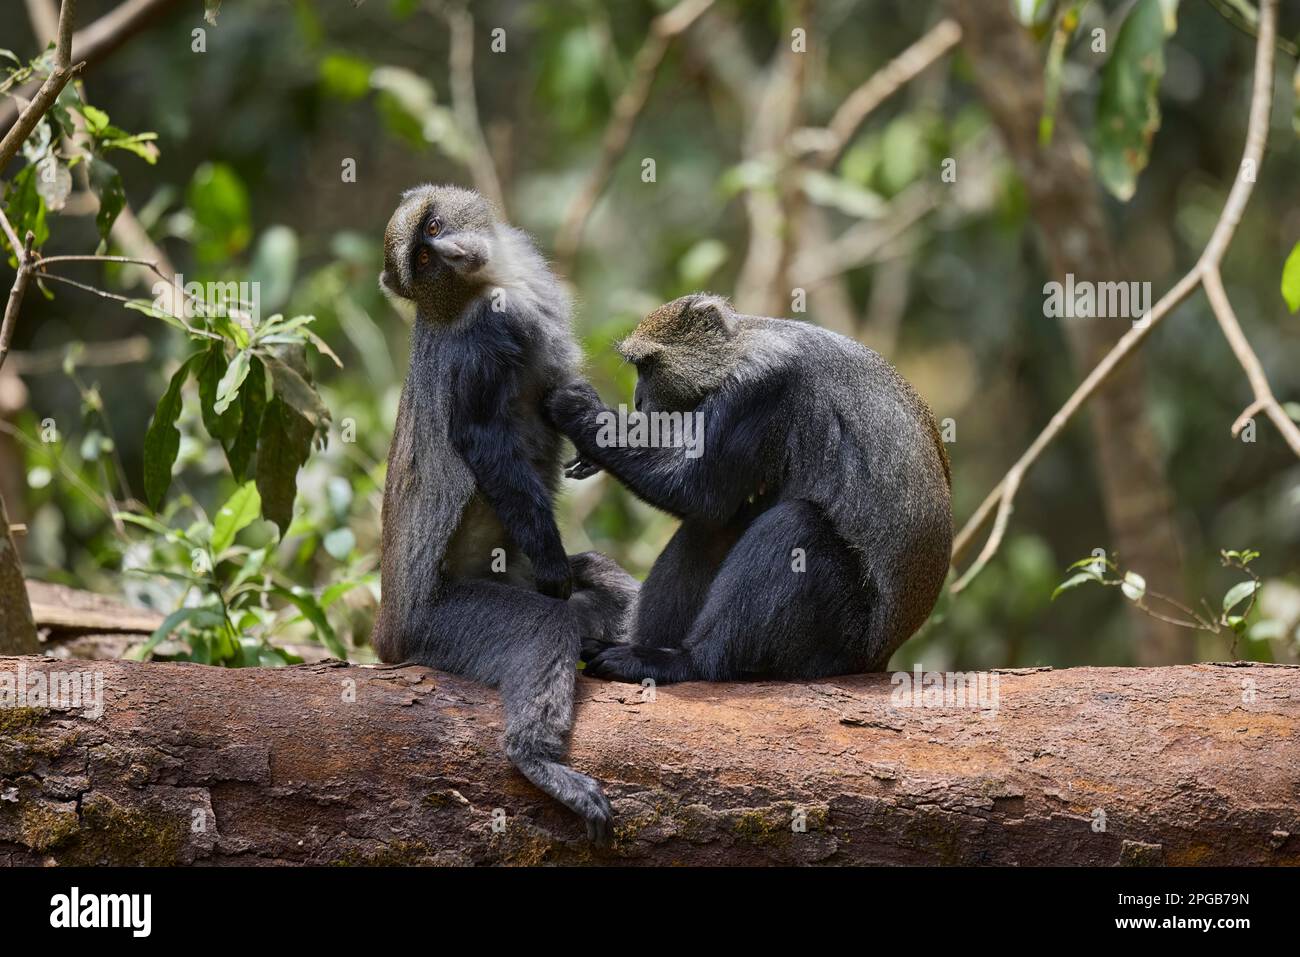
(24, 0, 60, 51)
(5, 334, 150, 375)
(809, 18, 962, 171)
(1, 231, 36, 374)
(553, 0, 716, 276)
(951, 268, 1201, 575)
(0, 205, 21, 254)
(951, 0, 1292, 584)
(0, 0, 180, 133)
(0, 0, 82, 171)
(950, 466, 1020, 593)
(1204, 266, 1300, 455)
(432, 0, 506, 215)
(36, 253, 162, 267)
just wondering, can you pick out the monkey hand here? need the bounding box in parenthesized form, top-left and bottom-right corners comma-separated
(545, 378, 603, 428)
(533, 552, 574, 600)
(564, 455, 602, 480)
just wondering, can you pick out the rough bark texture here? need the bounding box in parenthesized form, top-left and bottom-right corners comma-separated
(948, 0, 1191, 664)
(0, 501, 38, 656)
(1, 655, 1296, 866)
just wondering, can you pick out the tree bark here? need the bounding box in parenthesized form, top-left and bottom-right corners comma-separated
(1, 655, 1295, 865)
(948, 0, 1191, 664)
(0, 502, 38, 656)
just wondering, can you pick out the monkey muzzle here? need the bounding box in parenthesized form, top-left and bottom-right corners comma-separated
(427, 235, 488, 277)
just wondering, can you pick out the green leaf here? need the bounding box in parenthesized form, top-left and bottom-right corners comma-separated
(114, 511, 177, 538)
(1052, 572, 1097, 600)
(1066, 556, 1109, 578)
(1120, 571, 1147, 602)
(1012, 0, 1054, 29)
(2, 166, 50, 261)
(1040, 6, 1082, 147)
(677, 240, 729, 286)
(127, 606, 225, 660)
(77, 103, 110, 135)
(322, 527, 355, 561)
(1222, 579, 1259, 614)
(319, 52, 373, 101)
(213, 349, 251, 415)
(249, 225, 299, 313)
(800, 170, 888, 218)
(320, 577, 370, 609)
(197, 343, 241, 441)
(1282, 241, 1300, 313)
(1096, 0, 1171, 201)
(271, 585, 346, 658)
(211, 481, 262, 554)
(87, 156, 125, 244)
(263, 353, 330, 429)
(122, 297, 193, 334)
(142, 354, 199, 510)
(226, 355, 266, 481)
(187, 162, 251, 263)
(255, 396, 315, 535)
(102, 131, 160, 165)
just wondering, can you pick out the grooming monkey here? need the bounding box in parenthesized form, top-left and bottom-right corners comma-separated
(371, 185, 637, 841)
(547, 293, 952, 683)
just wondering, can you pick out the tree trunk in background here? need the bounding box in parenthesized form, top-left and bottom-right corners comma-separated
(0, 498, 39, 655)
(948, 0, 1191, 664)
(2, 657, 1296, 865)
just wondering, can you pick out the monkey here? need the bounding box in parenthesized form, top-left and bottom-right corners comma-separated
(370, 184, 638, 842)
(545, 293, 952, 684)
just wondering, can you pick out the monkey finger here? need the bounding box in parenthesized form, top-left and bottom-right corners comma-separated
(564, 456, 602, 480)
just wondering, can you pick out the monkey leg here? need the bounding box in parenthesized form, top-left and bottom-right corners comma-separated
(568, 550, 639, 653)
(586, 500, 870, 684)
(617, 518, 741, 658)
(401, 580, 614, 843)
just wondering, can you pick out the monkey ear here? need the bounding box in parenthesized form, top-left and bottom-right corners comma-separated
(692, 294, 737, 337)
(618, 335, 663, 366)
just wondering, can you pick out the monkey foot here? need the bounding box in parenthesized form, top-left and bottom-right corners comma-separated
(584, 644, 695, 685)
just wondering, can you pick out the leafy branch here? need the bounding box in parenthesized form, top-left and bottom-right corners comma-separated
(1054, 549, 1263, 644)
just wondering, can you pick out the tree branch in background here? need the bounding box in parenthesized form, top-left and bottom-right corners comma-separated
(5, 334, 150, 375)
(0, 0, 181, 135)
(952, 0, 1295, 591)
(432, 0, 506, 215)
(731, 0, 812, 318)
(0, 221, 36, 374)
(553, 0, 716, 276)
(808, 18, 962, 171)
(0, 0, 82, 172)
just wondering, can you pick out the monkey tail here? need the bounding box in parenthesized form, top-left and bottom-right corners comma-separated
(384, 579, 614, 843)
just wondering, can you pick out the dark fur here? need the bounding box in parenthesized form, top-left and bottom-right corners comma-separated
(547, 293, 951, 684)
(371, 185, 637, 841)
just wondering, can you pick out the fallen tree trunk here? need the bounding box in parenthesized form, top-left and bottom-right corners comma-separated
(0, 655, 1296, 865)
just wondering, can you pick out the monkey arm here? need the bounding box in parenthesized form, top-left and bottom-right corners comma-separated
(548, 379, 786, 523)
(448, 323, 573, 600)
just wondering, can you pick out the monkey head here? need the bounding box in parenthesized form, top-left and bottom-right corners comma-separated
(619, 294, 740, 412)
(379, 184, 497, 318)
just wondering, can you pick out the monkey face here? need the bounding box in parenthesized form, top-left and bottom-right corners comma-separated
(619, 294, 738, 412)
(379, 184, 496, 313)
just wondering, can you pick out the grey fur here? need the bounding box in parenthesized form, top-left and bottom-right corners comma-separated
(553, 294, 951, 682)
(372, 184, 637, 841)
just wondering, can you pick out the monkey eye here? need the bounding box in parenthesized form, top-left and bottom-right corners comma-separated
(417, 248, 431, 266)
(426, 216, 443, 237)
